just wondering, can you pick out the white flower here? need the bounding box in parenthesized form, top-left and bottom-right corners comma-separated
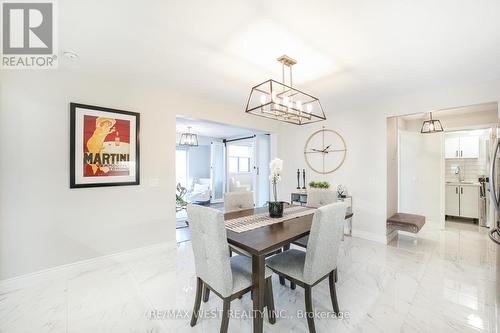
(269, 158, 283, 173)
(269, 174, 281, 184)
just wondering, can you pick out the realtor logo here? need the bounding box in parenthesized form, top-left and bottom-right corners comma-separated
(1, 0, 57, 68)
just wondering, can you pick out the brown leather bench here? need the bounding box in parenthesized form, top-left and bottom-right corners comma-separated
(386, 213, 425, 235)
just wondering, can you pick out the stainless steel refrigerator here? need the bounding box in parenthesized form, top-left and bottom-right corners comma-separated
(487, 133, 500, 246)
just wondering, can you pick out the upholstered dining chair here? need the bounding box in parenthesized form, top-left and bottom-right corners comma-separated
(279, 189, 338, 290)
(293, 189, 337, 248)
(187, 204, 276, 333)
(224, 191, 254, 213)
(266, 202, 347, 333)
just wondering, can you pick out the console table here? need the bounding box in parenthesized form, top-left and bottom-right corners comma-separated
(290, 192, 353, 236)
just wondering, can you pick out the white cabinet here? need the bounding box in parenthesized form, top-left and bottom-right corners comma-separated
(445, 136, 479, 159)
(459, 137, 479, 158)
(445, 137, 460, 158)
(459, 185, 479, 218)
(445, 185, 460, 216)
(445, 184, 479, 219)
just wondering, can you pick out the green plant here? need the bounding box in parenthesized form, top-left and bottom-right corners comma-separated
(308, 181, 330, 189)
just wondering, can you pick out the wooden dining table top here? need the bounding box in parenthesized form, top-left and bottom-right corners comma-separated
(225, 206, 353, 256)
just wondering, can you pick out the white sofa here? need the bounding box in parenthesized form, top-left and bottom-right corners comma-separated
(186, 178, 212, 204)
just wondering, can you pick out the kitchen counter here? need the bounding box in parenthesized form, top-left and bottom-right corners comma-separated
(446, 181, 480, 186)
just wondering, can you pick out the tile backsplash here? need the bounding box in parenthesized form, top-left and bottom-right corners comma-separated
(445, 158, 486, 182)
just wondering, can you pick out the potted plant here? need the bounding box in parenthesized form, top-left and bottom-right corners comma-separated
(268, 158, 285, 218)
(308, 181, 330, 189)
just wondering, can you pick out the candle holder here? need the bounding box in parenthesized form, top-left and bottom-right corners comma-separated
(296, 169, 301, 189)
(302, 169, 306, 189)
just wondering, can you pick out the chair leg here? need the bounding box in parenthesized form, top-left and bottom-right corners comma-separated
(190, 277, 203, 327)
(265, 277, 276, 324)
(220, 298, 231, 333)
(281, 245, 295, 289)
(304, 285, 316, 333)
(279, 275, 286, 285)
(203, 284, 210, 303)
(329, 271, 340, 314)
(229, 248, 233, 257)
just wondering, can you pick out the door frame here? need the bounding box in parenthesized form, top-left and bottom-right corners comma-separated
(210, 141, 225, 203)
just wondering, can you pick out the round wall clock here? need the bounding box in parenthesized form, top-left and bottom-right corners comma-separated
(304, 127, 347, 174)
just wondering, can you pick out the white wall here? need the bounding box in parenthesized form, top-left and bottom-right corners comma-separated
(188, 145, 211, 180)
(386, 117, 399, 219)
(276, 79, 500, 243)
(399, 130, 443, 225)
(0, 70, 282, 279)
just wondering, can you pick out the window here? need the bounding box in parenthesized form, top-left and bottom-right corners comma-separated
(227, 144, 252, 173)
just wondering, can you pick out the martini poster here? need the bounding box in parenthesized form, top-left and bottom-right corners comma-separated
(70, 103, 140, 188)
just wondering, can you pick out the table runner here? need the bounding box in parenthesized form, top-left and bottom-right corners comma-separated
(225, 206, 316, 233)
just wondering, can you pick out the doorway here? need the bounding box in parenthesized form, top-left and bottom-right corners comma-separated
(175, 116, 272, 242)
(387, 102, 499, 244)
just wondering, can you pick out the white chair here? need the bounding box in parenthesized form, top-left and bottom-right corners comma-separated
(266, 202, 347, 333)
(187, 204, 276, 332)
(224, 191, 254, 213)
(292, 189, 337, 249)
(306, 188, 337, 207)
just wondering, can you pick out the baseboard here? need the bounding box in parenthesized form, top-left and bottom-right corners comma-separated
(351, 229, 387, 244)
(0, 241, 175, 287)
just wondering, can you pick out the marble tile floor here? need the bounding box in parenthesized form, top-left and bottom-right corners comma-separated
(0, 221, 498, 333)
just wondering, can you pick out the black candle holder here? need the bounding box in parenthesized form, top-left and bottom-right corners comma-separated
(302, 169, 306, 189)
(296, 169, 301, 189)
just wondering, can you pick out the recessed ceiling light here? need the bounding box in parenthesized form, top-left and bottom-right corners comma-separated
(63, 51, 79, 61)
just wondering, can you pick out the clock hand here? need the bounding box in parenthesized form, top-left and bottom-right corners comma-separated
(323, 148, 346, 154)
(322, 144, 331, 152)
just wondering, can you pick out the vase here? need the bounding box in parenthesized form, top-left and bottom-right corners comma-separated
(268, 201, 284, 218)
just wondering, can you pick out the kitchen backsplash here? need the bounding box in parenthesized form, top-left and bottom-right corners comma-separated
(445, 158, 486, 182)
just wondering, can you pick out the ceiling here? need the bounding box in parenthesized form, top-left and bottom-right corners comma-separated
(59, 0, 500, 112)
(176, 116, 266, 139)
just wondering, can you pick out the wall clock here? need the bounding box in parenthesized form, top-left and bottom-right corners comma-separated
(304, 127, 347, 174)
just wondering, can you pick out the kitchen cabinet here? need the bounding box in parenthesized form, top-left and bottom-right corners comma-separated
(445, 185, 460, 216)
(445, 184, 479, 219)
(445, 137, 460, 158)
(459, 185, 479, 218)
(459, 137, 479, 158)
(444, 136, 479, 159)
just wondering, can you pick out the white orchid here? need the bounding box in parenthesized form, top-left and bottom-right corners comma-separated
(269, 158, 283, 173)
(269, 158, 283, 202)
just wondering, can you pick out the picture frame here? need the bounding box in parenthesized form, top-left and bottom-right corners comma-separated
(70, 103, 140, 188)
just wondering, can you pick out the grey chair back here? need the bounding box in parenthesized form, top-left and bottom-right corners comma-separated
(224, 191, 254, 213)
(306, 189, 337, 207)
(303, 202, 347, 284)
(187, 204, 233, 297)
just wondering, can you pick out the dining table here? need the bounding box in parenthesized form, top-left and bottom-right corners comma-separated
(224, 206, 354, 333)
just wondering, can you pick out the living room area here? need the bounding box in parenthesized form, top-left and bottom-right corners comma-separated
(175, 116, 272, 241)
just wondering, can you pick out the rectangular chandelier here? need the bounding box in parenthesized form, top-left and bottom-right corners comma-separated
(245, 79, 326, 125)
(245, 55, 326, 125)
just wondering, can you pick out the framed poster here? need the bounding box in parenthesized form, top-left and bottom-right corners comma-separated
(70, 103, 140, 188)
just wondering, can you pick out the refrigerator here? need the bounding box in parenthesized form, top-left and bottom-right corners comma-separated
(489, 130, 500, 304)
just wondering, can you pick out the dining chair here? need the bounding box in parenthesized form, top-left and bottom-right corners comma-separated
(292, 189, 337, 248)
(266, 202, 347, 333)
(279, 189, 338, 290)
(187, 204, 276, 333)
(224, 191, 254, 213)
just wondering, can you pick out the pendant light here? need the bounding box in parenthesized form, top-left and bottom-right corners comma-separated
(179, 126, 199, 147)
(421, 112, 444, 134)
(245, 55, 326, 125)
